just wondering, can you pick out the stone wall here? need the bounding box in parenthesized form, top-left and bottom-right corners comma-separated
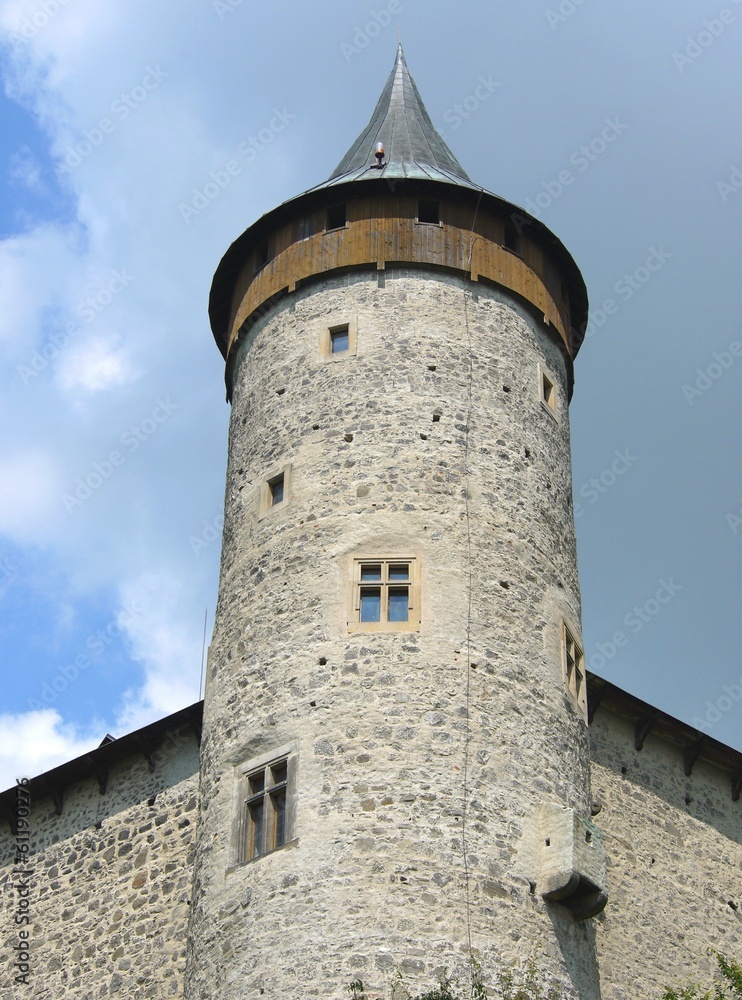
(185, 268, 602, 999)
(0, 726, 200, 998)
(590, 705, 742, 999)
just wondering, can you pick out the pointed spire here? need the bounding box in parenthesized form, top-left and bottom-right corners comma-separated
(325, 44, 473, 187)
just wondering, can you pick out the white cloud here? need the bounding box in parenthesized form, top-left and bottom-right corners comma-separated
(0, 708, 103, 791)
(113, 571, 203, 735)
(0, 450, 62, 543)
(56, 334, 138, 393)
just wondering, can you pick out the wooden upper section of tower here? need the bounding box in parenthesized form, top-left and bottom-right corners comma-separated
(209, 45, 589, 393)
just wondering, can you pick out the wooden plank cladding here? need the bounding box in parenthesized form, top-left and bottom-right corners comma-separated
(226, 195, 573, 359)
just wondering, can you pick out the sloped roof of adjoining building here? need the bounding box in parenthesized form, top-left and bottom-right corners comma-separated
(1, 677, 740, 833)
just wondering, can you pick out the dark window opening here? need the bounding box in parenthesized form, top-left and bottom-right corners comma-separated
(255, 240, 270, 271)
(503, 222, 521, 255)
(326, 204, 347, 230)
(269, 474, 285, 506)
(417, 199, 440, 224)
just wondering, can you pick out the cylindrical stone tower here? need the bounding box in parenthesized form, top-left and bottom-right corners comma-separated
(185, 46, 604, 999)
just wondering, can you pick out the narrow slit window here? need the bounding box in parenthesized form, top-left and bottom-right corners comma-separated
(269, 474, 285, 505)
(326, 204, 347, 230)
(241, 755, 291, 863)
(255, 240, 270, 271)
(503, 221, 521, 255)
(563, 623, 586, 719)
(417, 199, 440, 224)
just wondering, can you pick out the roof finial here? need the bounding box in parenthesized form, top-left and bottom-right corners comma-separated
(398, 24, 401, 43)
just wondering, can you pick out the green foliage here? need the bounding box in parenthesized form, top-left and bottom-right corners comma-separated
(348, 957, 565, 1000)
(662, 952, 742, 1000)
(498, 959, 563, 1000)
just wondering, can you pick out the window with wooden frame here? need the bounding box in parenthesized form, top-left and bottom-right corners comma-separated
(259, 464, 292, 518)
(240, 756, 290, 863)
(349, 556, 420, 632)
(563, 623, 587, 719)
(320, 318, 357, 361)
(539, 365, 558, 418)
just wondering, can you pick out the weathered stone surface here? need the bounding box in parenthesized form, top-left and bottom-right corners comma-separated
(0, 728, 199, 998)
(184, 270, 599, 998)
(590, 708, 742, 999)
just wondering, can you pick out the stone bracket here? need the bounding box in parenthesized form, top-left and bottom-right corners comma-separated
(537, 803, 607, 921)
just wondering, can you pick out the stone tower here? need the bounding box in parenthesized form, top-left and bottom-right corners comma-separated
(185, 47, 605, 999)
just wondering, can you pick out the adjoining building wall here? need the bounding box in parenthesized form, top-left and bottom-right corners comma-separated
(0, 726, 200, 999)
(590, 706, 742, 1000)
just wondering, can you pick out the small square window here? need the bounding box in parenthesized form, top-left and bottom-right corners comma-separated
(539, 366, 558, 417)
(326, 204, 347, 230)
(349, 557, 419, 632)
(417, 199, 440, 224)
(240, 754, 292, 863)
(259, 464, 292, 517)
(330, 325, 350, 353)
(563, 623, 587, 719)
(321, 319, 357, 361)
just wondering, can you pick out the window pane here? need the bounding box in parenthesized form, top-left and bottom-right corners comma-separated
(249, 800, 264, 858)
(330, 328, 349, 353)
(248, 772, 265, 795)
(271, 761, 287, 786)
(388, 564, 409, 581)
(272, 788, 287, 849)
(360, 564, 381, 581)
(388, 587, 409, 622)
(270, 475, 284, 505)
(360, 587, 381, 622)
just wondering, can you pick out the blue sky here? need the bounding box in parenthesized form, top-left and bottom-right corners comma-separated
(0, 0, 740, 787)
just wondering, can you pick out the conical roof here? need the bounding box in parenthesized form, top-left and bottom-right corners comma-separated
(321, 44, 473, 188)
